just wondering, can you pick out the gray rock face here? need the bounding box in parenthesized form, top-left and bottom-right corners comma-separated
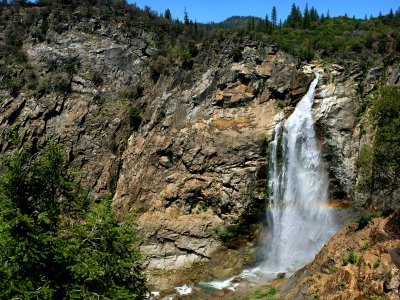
(312, 62, 400, 208)
(113, 44, 313, 272)
(313, 65, 360, 201)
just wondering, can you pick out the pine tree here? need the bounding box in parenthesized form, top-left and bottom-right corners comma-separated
(310, 6, 319, 23)
(0, 141, 147, 299)
(265, 14, 271, 33)
(388, 8, 394, 18)
(271, 6, 277, 28)
(164, 8, 172, 21)
(303, 3, 310, 29)
(184, 6, 189, 25)
(287, 3, 302, 28)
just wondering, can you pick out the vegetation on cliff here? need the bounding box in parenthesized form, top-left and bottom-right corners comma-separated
(358, 86, 400, 206)
(207, 4, 400, 63)
(0, 141, 146, 299)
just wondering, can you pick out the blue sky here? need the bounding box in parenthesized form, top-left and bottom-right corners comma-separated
(130, 0, 398, 23)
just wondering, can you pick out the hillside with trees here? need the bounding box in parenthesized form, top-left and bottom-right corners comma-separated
(0, 1, 399, 299)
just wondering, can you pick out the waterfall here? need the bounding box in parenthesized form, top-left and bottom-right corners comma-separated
(264, 75, 335, 273)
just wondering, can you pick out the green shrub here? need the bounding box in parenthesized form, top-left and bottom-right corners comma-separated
(373, 257, 381, 269)
(93, 94, 105, 105)
(149, 55, 170, 82)
(128, 106, 142, 130)
(0, 140, 147, 299)
(123, 85, 144, 100)
(348, 249, 358, 264)
(370, 295, 386, 300)
(231, 47, 243, 62)
(187, 40, 198, 57)
(240, 286, 278, 300)
(343, 249, 358, 265)
(217, 229, 237, 242)
(91, 71, 103, 86)
(361, 241, 370, 250)
(356, 214, 374, 230)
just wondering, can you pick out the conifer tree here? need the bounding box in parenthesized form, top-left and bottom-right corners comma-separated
(184, 6, 189, 25)
(0, 141, 147, 299)
(271, 6, 277, 28)
(303, 3, 310, 29)
(164, 8, 172, 21)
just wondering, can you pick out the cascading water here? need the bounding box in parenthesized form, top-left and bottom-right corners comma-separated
(165, 75, 347, 298)
(264, 75, 335, 273)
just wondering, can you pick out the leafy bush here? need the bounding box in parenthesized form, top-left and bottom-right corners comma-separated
(0, 140, 147, 299)
(373, 257, 381, 269)
(240, 286, 278, 300)
(342, 249, 358, 266)
(91, 71, 104, 86)
(348, 249, 359, 264)
(231, 47, 243, 62)
(93, 94, 106, 105)
(128, 106, 142, 130)
(356, 213, 374, 229)
(217, 229, 237, 242)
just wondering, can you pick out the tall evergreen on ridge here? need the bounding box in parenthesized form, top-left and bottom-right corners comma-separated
(303, 3, 310, 28)
(286, 3, 303, 28)
(271, 5, 277, 28)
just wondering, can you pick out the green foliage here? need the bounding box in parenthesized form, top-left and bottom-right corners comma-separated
(361, 241, 370, 250)
(164, 8, 172, 21)
(373, 257, 382, 269)
(237, 285, 278, 300)
(342, 249, 359, 266)
(370, 295, 387, 300)
(91, 71, 104, 86)
(271, 11, 400, 61)
(128, 106, 142, 130)
(123, 85, 144, 101)
(217, 229, 237, 242)
(217, 220, 259, 248)
(93, 94, 106, 105)
(0, 140, 146, 299)
(356, 213, 375, 230)
(357, 86, 400, 202)
(356, 145, 374, 192)
(58, 195, 146, 298)
(149, 55, 171, 82)
(231, 47, 243, 62)
(258, 132, 267, 142)
(187, 40, 198, 57)
(348, 249, 359, 264)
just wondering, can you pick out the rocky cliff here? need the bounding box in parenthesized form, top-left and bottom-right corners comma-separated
(280, 210, 400, 299)
(0, 6, 399, 291)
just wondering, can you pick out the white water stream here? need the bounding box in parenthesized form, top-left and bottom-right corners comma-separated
(262, 75, 336, 273)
